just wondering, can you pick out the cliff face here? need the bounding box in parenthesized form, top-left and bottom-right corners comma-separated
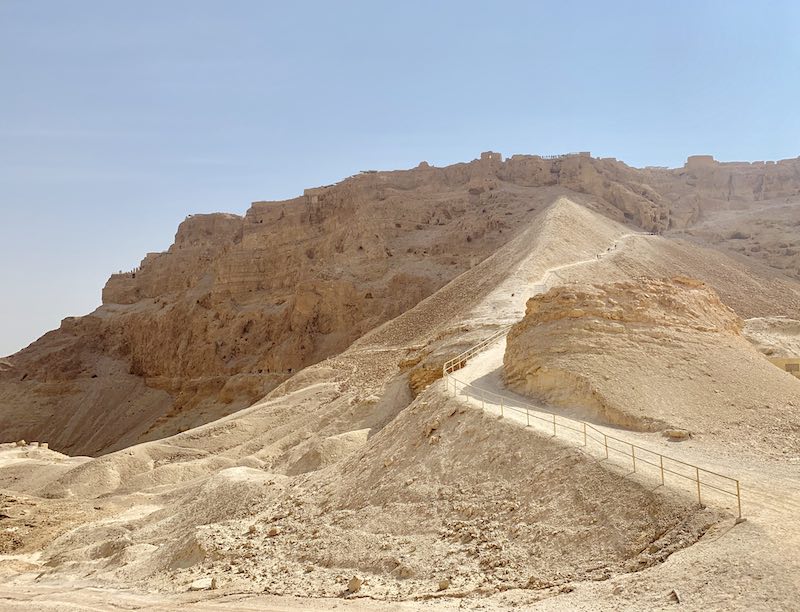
(564, 154, 800, 230)
(681, 155, 800, 204)
(2, 152, 800, 455)
(503, 278, 800, 453)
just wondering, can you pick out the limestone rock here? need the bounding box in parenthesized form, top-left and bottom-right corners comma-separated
(392, 564, 415, 579)
(663, 429, 693, 441)
(504, 277, 800, 446)
(347, 575, 363, 593)
(408, 361, 445, 397)
(187, 577, 214, 591)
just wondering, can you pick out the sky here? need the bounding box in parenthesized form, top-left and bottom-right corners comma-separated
(1, 0, 799, 356)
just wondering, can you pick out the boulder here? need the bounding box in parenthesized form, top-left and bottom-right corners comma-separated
(187, 577, 214, 591)
(663, 429, 692, 441)
(347, 575, 363, 593)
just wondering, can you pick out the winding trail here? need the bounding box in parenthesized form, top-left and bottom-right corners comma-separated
(536, 231, 649, 286)
(441, 229, 800, 530)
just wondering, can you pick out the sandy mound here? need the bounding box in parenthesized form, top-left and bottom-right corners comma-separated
(25, 389, 716, 601)
(504, 278, 800, 455)
(284, 428, 370, 475)
(0, 443, 90, 493)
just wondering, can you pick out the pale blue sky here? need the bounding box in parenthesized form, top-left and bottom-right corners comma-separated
(1, 1, 799, 356)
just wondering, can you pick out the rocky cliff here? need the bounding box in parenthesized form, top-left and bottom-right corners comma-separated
(503, 278, 800, 454)
(3, 152, 800, 455)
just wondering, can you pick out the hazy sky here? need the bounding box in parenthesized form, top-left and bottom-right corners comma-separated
(1, 1, 799, 356)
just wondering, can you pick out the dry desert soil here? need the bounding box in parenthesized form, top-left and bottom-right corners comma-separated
(1, 152, 799, 611)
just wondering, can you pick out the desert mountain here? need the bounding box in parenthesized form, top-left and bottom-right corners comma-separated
(1, 173, 799, 609)
(2, 152, 800, 456)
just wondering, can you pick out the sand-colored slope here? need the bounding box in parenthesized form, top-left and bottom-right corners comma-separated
(4, 146, 697, 458)
(0, 394, 714, 601)
(465, 196, 639, 328)
(0, 172, 564, 457)
(0, 197, 720, 606)
(373, 197, 644, 394)
(7, 198, 632, 501)
(0, 355, 174, 457)
(503, 278, 800, 457)
(11, 197, 579, 499)
(437, 203, 800, 609)
(559, 231, 800, 319)
(2, 195, 799, 609)
(5, 154, 799, 459)
(671, 196, 800, 281)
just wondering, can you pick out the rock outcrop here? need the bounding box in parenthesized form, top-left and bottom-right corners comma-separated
(3, 152, 800, 455)
(504, 278, 800, 451)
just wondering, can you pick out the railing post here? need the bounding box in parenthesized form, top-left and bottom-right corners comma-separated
(442, 325, 742, 519)
(696, 467, 702, 505)
(736, 480, 742, 518)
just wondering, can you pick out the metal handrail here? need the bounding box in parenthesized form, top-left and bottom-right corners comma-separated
(442, 331, 743, 518)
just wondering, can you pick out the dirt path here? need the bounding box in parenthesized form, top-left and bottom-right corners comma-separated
(445, 227, 800, 517)
(439, 232, 800, 609)
(537, 231, 648, 285)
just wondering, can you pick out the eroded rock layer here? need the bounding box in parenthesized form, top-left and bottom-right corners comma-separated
(3, 152, 800, 454)
(503, 278, 800, 454)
